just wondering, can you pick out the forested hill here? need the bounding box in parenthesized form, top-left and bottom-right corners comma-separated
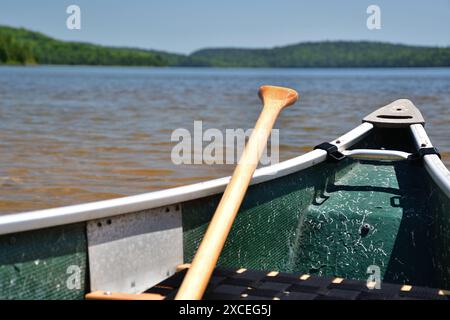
(0, 25, 183, 66)
(189, 42, 450, 67)
(1, 25, 449, 67)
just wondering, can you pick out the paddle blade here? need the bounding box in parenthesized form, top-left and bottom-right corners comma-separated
(258, 85, 299, 110)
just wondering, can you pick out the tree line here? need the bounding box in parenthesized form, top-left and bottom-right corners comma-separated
(0, 25, 181, 66)
(1, 25, 449, 68)
(189, 42, 450, 67)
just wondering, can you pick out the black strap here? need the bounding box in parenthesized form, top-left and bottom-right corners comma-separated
(418, 147, 441, 158)
(314, 142, 345, 162)
(408, 147, 441, 161)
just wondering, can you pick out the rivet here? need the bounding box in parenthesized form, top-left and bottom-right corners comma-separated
(236, 268, 247, 274)
(299, 274, 310, 280)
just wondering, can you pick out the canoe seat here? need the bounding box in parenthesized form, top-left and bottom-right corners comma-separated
(85, 264, 450, 300)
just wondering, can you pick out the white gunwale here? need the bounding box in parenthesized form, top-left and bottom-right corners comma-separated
(0, 122, 374, 236)
(410, 124, 450, 198)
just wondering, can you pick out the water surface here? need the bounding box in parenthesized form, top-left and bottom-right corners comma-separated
(0, 66, 449, 214)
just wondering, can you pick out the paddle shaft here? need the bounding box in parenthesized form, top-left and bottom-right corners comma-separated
(175, 102, 283, 300)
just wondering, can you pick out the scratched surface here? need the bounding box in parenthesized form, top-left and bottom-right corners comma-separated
(429, 179, 450, 288)
(0, 223, 87, 299)
(294, 160, 436, 287)
(182, 161, 342, 272)
(183, 156, 447, 289)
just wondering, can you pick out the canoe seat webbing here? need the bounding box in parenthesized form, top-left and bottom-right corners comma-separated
(86, 267, 450, 300)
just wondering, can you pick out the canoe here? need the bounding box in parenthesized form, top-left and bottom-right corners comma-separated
(0, 99, 449, 300)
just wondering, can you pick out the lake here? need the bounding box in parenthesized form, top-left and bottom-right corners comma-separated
(0, 66, 449, 214)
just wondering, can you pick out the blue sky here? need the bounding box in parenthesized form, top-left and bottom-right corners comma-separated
(0, 0, 449, 54)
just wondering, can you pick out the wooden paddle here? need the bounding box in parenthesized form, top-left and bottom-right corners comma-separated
(175, 85, 299, 300)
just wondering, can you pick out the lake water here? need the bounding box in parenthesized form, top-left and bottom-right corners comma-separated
(0, 66, 449, 214)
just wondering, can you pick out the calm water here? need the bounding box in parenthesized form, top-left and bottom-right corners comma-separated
(0, 66, 449, 214)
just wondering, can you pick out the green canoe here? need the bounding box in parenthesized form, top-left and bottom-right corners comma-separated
(0, 99, 449, 300)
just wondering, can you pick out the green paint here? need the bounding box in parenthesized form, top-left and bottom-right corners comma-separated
(182, 160, 356, 272)
(182, 157, 448, 289)
(294, 161, 436, 287)
(428, 179, 450, 288)
(0, 223, 87, 299)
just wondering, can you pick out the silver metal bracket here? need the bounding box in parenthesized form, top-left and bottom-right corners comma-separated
(87, 205, 183, 294)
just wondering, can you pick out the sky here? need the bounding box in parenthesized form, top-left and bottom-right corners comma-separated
(0, 0, 449, 54)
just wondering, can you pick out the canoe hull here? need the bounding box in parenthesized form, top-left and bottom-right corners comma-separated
(0, 223, 87, 299)
(1, 157, 448, 299)
(0, 111, 449, 299)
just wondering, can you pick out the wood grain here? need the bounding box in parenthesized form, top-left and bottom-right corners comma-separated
(175, 85, 298, 300)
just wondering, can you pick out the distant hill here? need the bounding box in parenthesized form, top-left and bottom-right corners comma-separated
(189, 42, 450, 67)
(0, 25, 183, 66)
(1, 25, 449, 67)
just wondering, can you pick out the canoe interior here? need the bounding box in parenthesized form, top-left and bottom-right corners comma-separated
(0, 127, 448, 299)
(183, 127, 450, 290)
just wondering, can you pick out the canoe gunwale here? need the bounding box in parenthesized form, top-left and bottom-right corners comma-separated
(0, 122, 374, 236)
(410, 124, 450, 198)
